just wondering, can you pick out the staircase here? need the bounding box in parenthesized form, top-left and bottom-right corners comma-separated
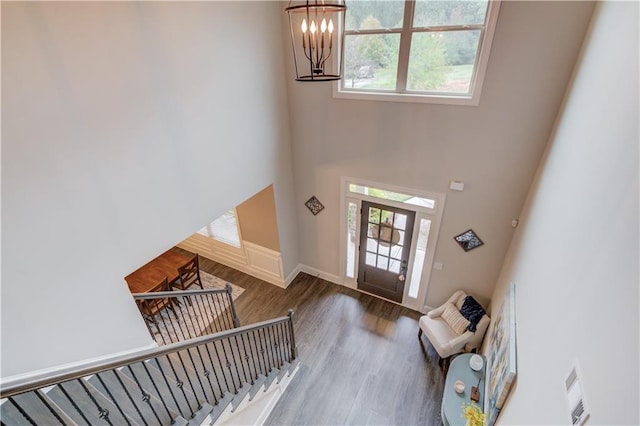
(0, 290, 298, 425)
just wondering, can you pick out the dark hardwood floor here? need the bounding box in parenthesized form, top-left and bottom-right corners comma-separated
(176, 248, 445, 425)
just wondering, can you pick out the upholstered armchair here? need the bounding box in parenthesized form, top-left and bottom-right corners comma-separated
(418, 290, 490, 360)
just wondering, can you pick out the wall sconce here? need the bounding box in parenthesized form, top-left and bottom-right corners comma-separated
(285, 0, 347, 82)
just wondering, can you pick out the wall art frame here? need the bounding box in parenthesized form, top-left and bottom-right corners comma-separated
(485, 281, 517, 425)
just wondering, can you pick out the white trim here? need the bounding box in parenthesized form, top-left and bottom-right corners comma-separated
(0, 342, 158, 388)
(285, 264, 304, 288)
(334, 0, 502, 106)
(298, 264, 342, 287)
(339, 176, 446, 313)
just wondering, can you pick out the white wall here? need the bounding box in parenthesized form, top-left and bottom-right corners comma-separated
(1, 1, 297, 377)
(489, 2, 639, 424)
(286, 1, 595, 309)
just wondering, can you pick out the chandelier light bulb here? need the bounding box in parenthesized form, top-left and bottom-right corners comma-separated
(301, 19, 308, 33)
(321, 18, 327, 33)
(328, 19, 334, 34)
(310, 20, 317, 34)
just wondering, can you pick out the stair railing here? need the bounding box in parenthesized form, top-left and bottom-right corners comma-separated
(0, 311, 296, 425)
(132, 284, 241, 345)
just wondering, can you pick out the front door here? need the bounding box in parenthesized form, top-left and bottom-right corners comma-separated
(357, 201, 415, 303)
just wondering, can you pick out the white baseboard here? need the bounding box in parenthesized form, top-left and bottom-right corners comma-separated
(284, 264, 303, 288)
(297, 265, 342, 286)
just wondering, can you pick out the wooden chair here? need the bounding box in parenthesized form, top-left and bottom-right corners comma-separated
(137, 277, 176, 322)
(174, 254, 204, 291)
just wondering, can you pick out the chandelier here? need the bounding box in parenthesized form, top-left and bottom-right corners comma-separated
(285, 0, 347, 82)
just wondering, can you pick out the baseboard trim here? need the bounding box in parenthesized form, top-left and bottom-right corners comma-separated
(284, 264, 304, 288)
(0, 342, 158, 388)
(297, 265, 342, 286)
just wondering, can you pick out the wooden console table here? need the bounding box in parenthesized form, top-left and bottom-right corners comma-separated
(125, 249, 189, 294)
(441, 353, 486, 426)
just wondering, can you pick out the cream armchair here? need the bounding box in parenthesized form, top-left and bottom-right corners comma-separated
(418, 290, 490, 360)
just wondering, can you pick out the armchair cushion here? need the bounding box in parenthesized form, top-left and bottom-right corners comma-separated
(441, 303, 470, 335)
(459, 296, 486, 332)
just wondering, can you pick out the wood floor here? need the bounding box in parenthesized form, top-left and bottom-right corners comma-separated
(177, 248, 445, 425)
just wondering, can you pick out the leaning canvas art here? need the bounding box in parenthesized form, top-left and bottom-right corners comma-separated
(485, 282, 517, 425)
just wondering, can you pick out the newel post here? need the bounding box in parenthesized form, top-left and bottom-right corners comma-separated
(288, 309, 297, 360)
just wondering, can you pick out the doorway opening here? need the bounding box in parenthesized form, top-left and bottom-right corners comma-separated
(341, 178, 445, 311)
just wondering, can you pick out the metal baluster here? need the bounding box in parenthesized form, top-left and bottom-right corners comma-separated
(141, 361, 175, 423)
(77, 378, 114, 425)
(163, 305, 184, 345)
(111, 369, 146, 425)
(175, 297, 196, 342)
(172, 352, 202, 413)
(257, 327, 273, 373)
(34, 390, 68, 425)
(225, 283, 241, 327)
(250, 329, 267, 376)
(235, 333, 252, 385)
(95, 373, 132, 426)
(244, 331, 260, 380)
(203, 293, 220, 333)
(211, 292, 231, 332)
(183, 347, 208, 404)
(125, 365, 161, 425)
(288, 309, 297, 360)
(266, 325, 282, 368)
(200, 342, 222, 404)
(189, 293, 208, 335)
(191, 343, 218, 402)
(210, 340, 233, 394)
(154, 311, 174, 346)
(57, 382, 92, 425)
(220, 337, 241, 391)
(275, 323, 286, 366)
(7, 397, 37, 426)
(280, 322, 291, 363)
(152, 357, 189, 419)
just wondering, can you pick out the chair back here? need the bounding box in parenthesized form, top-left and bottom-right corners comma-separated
(137, 277, 172, 319)
(176, 254, 203, 290)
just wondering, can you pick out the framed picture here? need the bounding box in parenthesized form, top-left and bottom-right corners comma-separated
(454, 229, 484, 252)
(485, 282, 517, 425)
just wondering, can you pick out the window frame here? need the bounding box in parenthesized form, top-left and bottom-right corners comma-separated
(334, 0, 501, 106)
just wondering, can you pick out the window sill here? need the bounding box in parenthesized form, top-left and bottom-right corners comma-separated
(333, 86, 481, 106)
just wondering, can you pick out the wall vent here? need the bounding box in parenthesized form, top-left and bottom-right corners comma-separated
(565, 362, 590, 425)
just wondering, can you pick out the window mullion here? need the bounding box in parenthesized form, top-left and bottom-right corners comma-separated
(395, 0, 416, 92)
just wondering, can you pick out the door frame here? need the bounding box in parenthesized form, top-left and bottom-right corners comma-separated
(339, 176, 446, 312)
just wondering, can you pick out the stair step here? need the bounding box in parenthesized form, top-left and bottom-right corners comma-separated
(46, 378, 139, 425)
(188, 401, 215, 425)
(121, 360, 198, 420)
(276, 363, 291, 384)
(248, 375, 267, 401)
(88, 369, 177, 425)
(205, 392, 234, 425)
(1, 390, 77, 425)
(230, 383, 252, 412)
(156, 351, 223, 405)
(263, 368, 279, 391)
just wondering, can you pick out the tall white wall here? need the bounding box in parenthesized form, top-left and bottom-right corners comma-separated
(1, 1, 297, 377)
(286, 1, 595, 308)
(489, 2, 639, 424)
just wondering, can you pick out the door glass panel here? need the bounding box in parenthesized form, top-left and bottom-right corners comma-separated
(367, 238, 378, 252)
(394, 213, 407, 230)
(367, 223, 378, 238)
(408, 218, 432, 298)
(381, 210, 394, 225)
(389, 259, 401, 273)
(369, 208, 381, 224)
(396, 230, 405, 246)
(366, 252, 377, 266)
(378, 242, 390, 256)
(346, 202, 358, 278)
(377, 255, 389, 270)
(390, 245, 403, 260)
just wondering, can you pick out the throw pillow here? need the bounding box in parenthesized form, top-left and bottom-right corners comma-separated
(459, 296, 486, 333)
(441, 302, 470, 335)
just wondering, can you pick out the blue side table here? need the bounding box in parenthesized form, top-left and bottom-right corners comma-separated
(441, 353, 486, 426)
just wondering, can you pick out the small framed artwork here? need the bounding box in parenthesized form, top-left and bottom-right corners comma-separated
(304, 195, 325, 216)
(454, 229, 484, 252)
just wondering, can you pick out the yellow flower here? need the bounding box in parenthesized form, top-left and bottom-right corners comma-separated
(461, 402, 486, 426)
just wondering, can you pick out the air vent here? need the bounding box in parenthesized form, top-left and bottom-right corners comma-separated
(565, 362, 590, 425)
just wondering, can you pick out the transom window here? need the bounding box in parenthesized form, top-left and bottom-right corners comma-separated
(336, 0, 501, 105)
(197, 209, 241, 248)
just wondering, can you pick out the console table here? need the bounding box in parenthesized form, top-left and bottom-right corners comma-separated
(441, 353, 486, 426)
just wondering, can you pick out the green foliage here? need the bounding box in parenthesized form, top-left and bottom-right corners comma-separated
(407, 33, 449, 90)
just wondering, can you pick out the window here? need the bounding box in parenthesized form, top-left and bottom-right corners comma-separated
(336, 0, 500, 105)
(197, 209, 241, 248)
